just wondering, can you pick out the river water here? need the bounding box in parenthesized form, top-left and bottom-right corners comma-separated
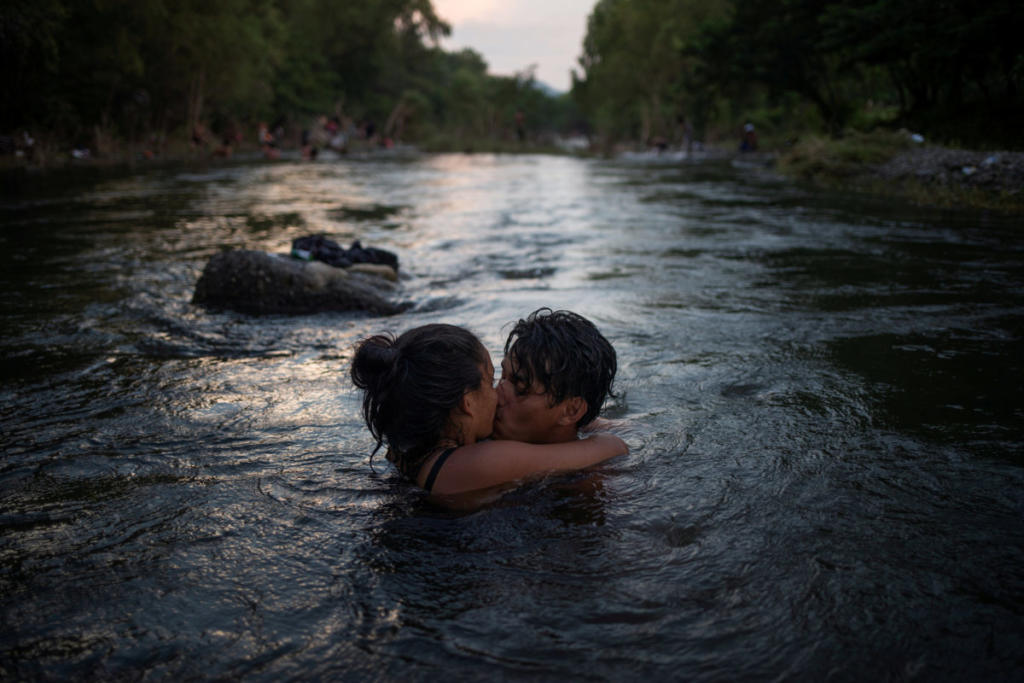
(1, 153, 1022, 680)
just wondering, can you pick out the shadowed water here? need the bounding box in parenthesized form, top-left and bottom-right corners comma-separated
(1, 154, 1022, 680)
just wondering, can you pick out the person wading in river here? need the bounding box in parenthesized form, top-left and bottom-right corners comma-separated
(492, 308, 620, 445)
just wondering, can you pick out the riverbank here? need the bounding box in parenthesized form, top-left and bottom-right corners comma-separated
(4, 129, 1021, 212)
(0, 134, 572, 178)
(776, 131, 1024, 212)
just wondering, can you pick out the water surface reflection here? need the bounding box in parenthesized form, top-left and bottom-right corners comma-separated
(1, 154, 1022, 680)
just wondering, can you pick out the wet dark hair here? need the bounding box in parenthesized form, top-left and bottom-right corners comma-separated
(503, 308, 616, 427)
(350, 324, 489, 478)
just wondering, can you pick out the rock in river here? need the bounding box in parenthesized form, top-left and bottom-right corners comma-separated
(192, 249, 408, 315)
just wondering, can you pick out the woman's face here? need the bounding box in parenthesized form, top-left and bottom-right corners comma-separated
(466, 355, 498, 442)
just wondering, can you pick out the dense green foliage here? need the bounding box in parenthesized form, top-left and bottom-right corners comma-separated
(5, 0, 1020, 155)
(574, 0, 731, 144)
(574, 0, 1024, 148)
(1, 0, 577, 154)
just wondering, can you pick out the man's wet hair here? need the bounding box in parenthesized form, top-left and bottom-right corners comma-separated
(503, 308, 616, 427)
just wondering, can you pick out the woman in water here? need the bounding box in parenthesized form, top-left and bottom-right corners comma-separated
(350, 323, 628, 496)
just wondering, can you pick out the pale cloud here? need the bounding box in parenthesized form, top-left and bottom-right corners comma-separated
(432, 0, 595, 91)
(432, 0, 503, 24)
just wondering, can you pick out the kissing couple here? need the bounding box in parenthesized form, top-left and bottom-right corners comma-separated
(351, 308, 627, 497)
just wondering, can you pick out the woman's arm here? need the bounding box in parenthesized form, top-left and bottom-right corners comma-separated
(429, 433, 628, 495)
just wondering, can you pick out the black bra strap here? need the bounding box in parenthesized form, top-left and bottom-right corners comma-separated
(423, 447, 456, 492)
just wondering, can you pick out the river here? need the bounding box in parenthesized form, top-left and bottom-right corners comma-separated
(1, 153, 1022, 680)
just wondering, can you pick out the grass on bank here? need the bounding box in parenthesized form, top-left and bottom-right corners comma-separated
(777, 129, 914, 181)
(776, 129, 1024, 212)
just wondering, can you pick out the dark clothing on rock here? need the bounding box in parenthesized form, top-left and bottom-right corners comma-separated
(291, 235, 399, 271)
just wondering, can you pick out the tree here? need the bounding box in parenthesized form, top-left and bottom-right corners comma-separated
(574, 0, 731, 143)
(2, 0, 582, 153)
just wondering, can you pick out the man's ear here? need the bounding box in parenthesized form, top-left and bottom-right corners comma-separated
(557, 397, 588, 426)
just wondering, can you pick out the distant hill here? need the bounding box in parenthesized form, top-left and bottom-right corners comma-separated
(533, 81, 565, 97)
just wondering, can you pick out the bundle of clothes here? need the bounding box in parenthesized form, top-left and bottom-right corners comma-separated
(291, 235, 399, 271)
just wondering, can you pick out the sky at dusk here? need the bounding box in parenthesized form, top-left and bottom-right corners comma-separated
(430, 0, 596, 92)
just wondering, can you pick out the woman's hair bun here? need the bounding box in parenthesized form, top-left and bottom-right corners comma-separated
(351, 333, 401, 390)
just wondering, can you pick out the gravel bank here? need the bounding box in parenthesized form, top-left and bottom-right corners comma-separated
(876, 147, 1024, 196)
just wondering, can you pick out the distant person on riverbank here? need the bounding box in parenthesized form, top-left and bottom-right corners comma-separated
(210, 121, 237, 158)
(213, 135, 232, 159)
(191, 122, 208, 150)
(492, 308, 620, 445)
(677, 115, 695, 155)
(740, 123, 758, 152)
(16, 130, 35, 160)
(351, 324, 627, 496)
(301, 128, 318, 160)
(258, 122, 279, 159)
(363, 120, 377, 144)
(650, 136, 669, 154)
(325, 115, 348, 153)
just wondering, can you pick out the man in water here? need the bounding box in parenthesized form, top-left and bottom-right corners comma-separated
(493, 308, 618, 444)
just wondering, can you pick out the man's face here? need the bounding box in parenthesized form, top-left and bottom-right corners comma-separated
(492, 355, 572, 444)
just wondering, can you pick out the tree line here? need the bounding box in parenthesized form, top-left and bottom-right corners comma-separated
(1, 0, 580, 155)
(572, 0, 1023, 148)
(3, 0, 1021, 156)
